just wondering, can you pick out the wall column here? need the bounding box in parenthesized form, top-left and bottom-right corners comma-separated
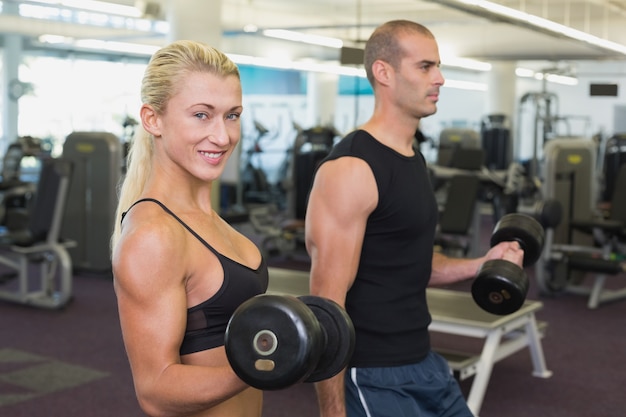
(485, 61, 517, 164)
(160, 0, 224, 209)
(163, 0, 222, 45)
(1, 1, 22, 150)
(486, 61, 517, 121)
(306, 72, 338, 128)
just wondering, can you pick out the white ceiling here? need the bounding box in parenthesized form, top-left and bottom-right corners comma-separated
(219, 0, 626, 62)
(3, 0, 626, 69)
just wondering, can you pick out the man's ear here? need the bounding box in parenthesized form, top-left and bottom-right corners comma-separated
(371, 60, 393, 87)
(140, 104, 161, 137)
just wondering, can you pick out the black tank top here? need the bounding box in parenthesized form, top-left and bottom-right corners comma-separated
(320, 130, 438, 367)
(122, 198, 269, 355)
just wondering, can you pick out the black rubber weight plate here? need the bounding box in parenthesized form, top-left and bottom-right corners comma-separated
(225, 294, 323, 390)
(491, 214, 544, 266)
(472, 259, 528, 316)
(298, 295, 355, 383)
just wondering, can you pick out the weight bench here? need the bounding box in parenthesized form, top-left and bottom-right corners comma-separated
(427, 288, 551, 416)
(435, 320, 550, 379)
(0, 158, 76, 309)
(265, 268, 552, 416)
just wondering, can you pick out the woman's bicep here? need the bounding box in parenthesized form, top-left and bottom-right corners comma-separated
(113, 226, 188, 385)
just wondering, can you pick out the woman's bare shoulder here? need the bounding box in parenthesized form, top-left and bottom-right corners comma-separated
(113, 202, 188, 289)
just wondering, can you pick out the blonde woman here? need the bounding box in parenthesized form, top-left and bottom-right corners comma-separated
(111, 40, 267, 417)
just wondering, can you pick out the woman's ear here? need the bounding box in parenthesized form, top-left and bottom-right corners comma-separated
(140, 104, 161, 137)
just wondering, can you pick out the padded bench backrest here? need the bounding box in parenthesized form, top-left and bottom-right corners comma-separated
(439, 174, 481, 235)
(449, 148, 486, 171)
(29, 158, 73, 243)
(610, 163, 626, 224)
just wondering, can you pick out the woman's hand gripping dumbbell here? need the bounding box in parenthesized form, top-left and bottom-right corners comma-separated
(471, 213, 545, 315)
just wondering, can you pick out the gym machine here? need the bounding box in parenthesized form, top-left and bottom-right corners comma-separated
(429, 153, 526, 256)
(601, 133, 626, 202)
(240, 121, 275, 206)
(516, 88, 591, 183)
(289, 125, 337, 220)
(61, 132, 122, 271)
(0, 158, 76, 309)
(516, 91, 559, 180)
(245, 125, 337, 260)
(536, 138, 626, 308)
(435, 127, 481, 168)
(481, 114, 512, 171)
(0, 136, 49, 231)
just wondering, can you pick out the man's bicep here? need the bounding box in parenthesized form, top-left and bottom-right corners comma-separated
(305, 158, 376, 303)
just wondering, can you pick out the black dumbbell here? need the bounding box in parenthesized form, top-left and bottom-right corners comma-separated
(517, 198, 563, 229)
(532, 198, 562, 230)
(471, 213, 545, 316)
(224, 294, 355, 390)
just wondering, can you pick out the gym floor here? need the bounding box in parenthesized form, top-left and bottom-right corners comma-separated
(1, 217, 625, 416)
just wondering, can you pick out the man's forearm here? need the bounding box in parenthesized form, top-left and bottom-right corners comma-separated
(315, 369, 347, 417)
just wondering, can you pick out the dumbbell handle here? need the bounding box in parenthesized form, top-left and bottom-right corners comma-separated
(500, 241, 525, 266)
(490, 213, 545, 267)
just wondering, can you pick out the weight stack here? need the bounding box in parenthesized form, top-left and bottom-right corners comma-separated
(602, 133, 626, 201)
(293, 127, 335, 219)
(481, 114, 512, 170)
(61, 132, 123, 271)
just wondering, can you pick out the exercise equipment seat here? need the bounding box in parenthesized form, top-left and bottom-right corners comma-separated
(0, 158, 76, 309)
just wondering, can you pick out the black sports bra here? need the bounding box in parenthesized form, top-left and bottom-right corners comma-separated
(122, 198, 269, 355)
